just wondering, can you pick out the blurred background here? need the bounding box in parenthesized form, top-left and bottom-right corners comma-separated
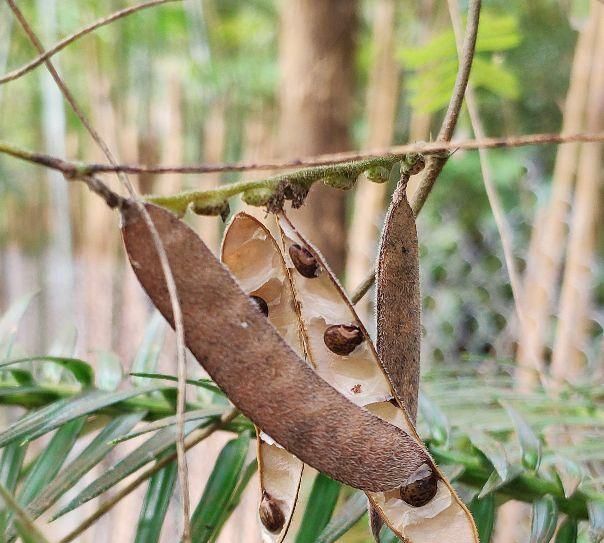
(0, 0, 602, 541)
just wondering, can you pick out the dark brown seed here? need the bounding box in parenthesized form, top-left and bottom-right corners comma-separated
(289, 243, 319, 278)
(324, 324, 364, 356)
(399, 463, 438, 507)
(250, 295, 269, 317)
(259, 491, 286, 534)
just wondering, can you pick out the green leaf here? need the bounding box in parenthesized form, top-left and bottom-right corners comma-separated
(190, 432, 250, 542)
(131, 312, 166, 387)
(0, 356, 94, 387)
(554, 517, 578, 543)
(0, 440, 27, 533)
(54, 419, 205, 518)
(17, 417, 86, 506)
(130, 372, 223, 395)
(209, 459, 258, 542)
(470, 494, 496, 543)
(0, 386, 160, 448)
(112, 407, 225, 444)
(0, 483, 50, 543)
(503, 403, 542, 471)
(134, 455, 177, 543)
(469, 430, 511, 481)
(315, 491, 367, 543)
(419, 392, 449, 445)
(7, 369, 34, 386)
(295, 473, 342, 543)
(478, 465, 523, 499)
(530, 495, 558, 543)
(25, 412, 145, 521)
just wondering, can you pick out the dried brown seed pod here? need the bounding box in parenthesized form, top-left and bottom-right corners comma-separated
(250, 295, 269, 317)
(259, 491, 286, 534)
(399, 463, 438, 507)
(324, 324, 364, 355)
(276, 213, 478, 543)
(223, 213, 305, 543)
(122, 203, 430, 492)
(289, 243, 320, 278)
(376, 172, 421, 420)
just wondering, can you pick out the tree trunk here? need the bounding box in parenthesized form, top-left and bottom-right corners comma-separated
(346, 0, 399, 318)
(516, 3, 600, 389)
(278, 0, 358, 276)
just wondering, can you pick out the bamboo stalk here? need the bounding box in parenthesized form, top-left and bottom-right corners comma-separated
(517, 3, 600, 388)
(551, 6, 604, 382)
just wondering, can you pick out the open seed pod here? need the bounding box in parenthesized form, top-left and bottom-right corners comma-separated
(121, 202, 431, 492)
(276, 213, 478, 543)
(221, 213, 306, 542)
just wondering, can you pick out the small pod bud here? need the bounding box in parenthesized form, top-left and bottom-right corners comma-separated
(323, 174, 357, 190)
(259, 491, 286, 534)
(364, 166, 390, 184)
(250, 295, 269, 317)
(324, 324, 364, 355)
(289, 244, 320, 278)
(401, 154, 426, 176)
(399, 463, 438, 507)
(191, 198, 230, 222)
(242, 187, 274, 207)
(281, 182, 310, 208)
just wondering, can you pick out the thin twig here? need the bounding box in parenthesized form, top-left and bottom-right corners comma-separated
(5, 1, 192, 539)
(57, 408, 240, 543)
(410, 0, 481, 216)
(1, 132, 603, 177)
(352, 0, 482, 304)
(446, 0, 547, 385)
(0, 0, 182, 85)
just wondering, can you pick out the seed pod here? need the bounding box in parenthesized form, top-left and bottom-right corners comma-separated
(399, 463, 438, 507)
(376, 173, 421, 420)
(288, 243, 320, 278)
(123, 204, 431, 493)
(250, 295, 269, 317)
(242, 187, 275, 207)
(276, 212, 478, 543)
(222, 213, 306, 542)
(259, 492, 286, 534)
(191, 198, 230, 221)
(324, 324, 364, 355)
(323, 174, 357, 190)
(401, 153, 426, 176)
(364, 166, 390, 184)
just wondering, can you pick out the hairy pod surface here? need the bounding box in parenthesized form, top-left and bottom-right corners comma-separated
(376, 175, 422, 420)
(222, 213, 306, 542)
(121, 202, 430, 492)
(276, 213, 478, 543)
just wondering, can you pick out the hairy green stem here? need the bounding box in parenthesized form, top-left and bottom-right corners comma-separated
(147, 154, 417, 216)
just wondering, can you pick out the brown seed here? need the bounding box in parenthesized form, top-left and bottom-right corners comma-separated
(259, 491, 286, 534)
(399, 463, 438, 507)
(289, 243, 319, 278)
(324, 324, 364, 356)
(250, 295, 269, 317)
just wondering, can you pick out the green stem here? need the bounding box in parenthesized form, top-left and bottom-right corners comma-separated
(147, 154, 419, 216)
